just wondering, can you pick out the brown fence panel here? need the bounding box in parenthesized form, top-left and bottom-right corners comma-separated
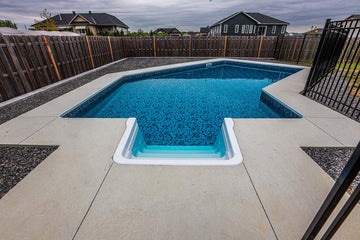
(88, 36, 113, 68)
(0, 34, 323, 102)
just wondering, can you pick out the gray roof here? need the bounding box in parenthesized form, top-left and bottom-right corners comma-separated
(33, 12, 129, 28)
(245, 12, 289, 25)
(346, 14, 360, 20)
(211, 11, 289, 27)
(200, 27, 209, 33)
(155, 28, 181, 34)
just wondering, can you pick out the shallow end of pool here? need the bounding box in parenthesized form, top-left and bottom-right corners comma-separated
(113, 118, 243, 166)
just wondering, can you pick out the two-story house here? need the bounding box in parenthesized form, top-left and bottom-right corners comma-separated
(209, 11, 289, 37)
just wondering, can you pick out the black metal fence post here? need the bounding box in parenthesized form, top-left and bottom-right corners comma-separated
(301, 141, 360, 240)
(320, 183, 360, 240)
(302, 17, 360, 120)
(303, 19, 331, 95)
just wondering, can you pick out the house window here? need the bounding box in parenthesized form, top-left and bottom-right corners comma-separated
(272, 26, 276, 34)
(241, 25, 245, 34)
(235, 24, 239, 33)
(78, 28, 86, 35)
(224, 24, 228, 33)
(281, 26, 286, 34)
(253, 26, 256, 34)
(249, 25, 253, 34)
(245, 25, 249, 34)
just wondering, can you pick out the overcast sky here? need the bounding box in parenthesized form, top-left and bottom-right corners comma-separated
(0, 0, 359, 32)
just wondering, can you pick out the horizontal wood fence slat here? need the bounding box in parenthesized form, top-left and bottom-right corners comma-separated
(0, 34, 323, 102)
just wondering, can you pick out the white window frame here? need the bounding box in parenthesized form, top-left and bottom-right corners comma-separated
(223, 24, 228, 33)
(253, 26, 256, 34)
(281, 26, 286, 34)
(235, 24, 239, 33)
(272, 26, 276, 34)
(245, 25, 249, 34)
(249, 25, 253, 34)
(241, 25, 245, 34)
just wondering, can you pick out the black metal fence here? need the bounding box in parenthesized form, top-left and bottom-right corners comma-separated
(302, 141, 360, 240)
(303, 18, 360, 121)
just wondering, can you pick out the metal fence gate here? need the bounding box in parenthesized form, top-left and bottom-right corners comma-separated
(303, 18, 360, 121)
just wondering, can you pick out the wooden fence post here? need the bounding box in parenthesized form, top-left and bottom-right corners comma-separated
(108, 36, 114, 62)
(223, 36, 228, 57)
(297, 34, 307, 64)
(86, 36, 95, 69)
(189, 37, 192, 57)
(257, 36, 263, 58)
(291, 37, 299, 61)
(153, 36, 156, 57)
(42, 36, 61, 81)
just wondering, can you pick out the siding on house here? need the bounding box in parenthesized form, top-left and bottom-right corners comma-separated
(210, 12, 288, 37)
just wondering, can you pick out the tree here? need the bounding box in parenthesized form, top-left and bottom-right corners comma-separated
(0, 20, 17, 29)
(100, 29, 109, 36)
(86, 27, 94, 36)
(112, 29, 120, 36)
(34, 9, 58, 31)
(120, 29, 124, 36)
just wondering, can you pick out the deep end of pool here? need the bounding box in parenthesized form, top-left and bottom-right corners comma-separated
(113, 118, 243, 166)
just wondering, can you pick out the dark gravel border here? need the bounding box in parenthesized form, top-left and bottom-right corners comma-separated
(302, 147, 359, 191)
(0, 145, 58, 199)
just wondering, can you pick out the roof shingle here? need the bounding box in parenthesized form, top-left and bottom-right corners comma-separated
(34, 12, 129, 28)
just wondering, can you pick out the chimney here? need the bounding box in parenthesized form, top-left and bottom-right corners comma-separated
(89, 11, 92, 14)
(72, 11, 76, 14)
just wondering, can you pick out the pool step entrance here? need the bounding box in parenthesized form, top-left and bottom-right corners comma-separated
(113, 118, 243, 165)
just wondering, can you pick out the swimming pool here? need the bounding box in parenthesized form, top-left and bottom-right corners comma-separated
(62, 60, 303, 165)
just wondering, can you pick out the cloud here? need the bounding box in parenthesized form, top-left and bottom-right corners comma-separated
(0, 0, 358, 32)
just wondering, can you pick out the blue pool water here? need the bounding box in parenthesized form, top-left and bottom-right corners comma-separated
(64, 62, 302, 146)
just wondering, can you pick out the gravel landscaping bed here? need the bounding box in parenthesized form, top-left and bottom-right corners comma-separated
(0, 145, 58, 199)
(302, 147, 359, 191)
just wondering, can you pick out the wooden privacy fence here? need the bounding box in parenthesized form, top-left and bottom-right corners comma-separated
(0, 34, 321, 102)
(274, 34, 322, 64)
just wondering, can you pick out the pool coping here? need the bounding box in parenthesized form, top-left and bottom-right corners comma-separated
(60, 58, 303, 166)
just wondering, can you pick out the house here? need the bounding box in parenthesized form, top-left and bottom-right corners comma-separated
(346, 15, 360, 36)
(154, 28, 181, 36)
(304, 27, 323, 35)
(33, 11, 129, 36)
(346, 15, 360, 20)
(209, 11, 289, 37)
(200, 27, 210, 36)
(286, 32, 303, 37)
(183, 31, 199, 37)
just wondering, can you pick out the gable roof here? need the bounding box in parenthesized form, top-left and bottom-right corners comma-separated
(211, 11, 289, 27)
(245, 12, 289, 25)
(155, 28, 181, 34)
(304, 28, 324, 35)
(200, 27, 210, 33)
(33, 12, 129, 28)
(346, 15, 360, 20)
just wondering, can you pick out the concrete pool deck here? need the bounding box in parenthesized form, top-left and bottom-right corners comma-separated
(0, 58, 359, 239)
